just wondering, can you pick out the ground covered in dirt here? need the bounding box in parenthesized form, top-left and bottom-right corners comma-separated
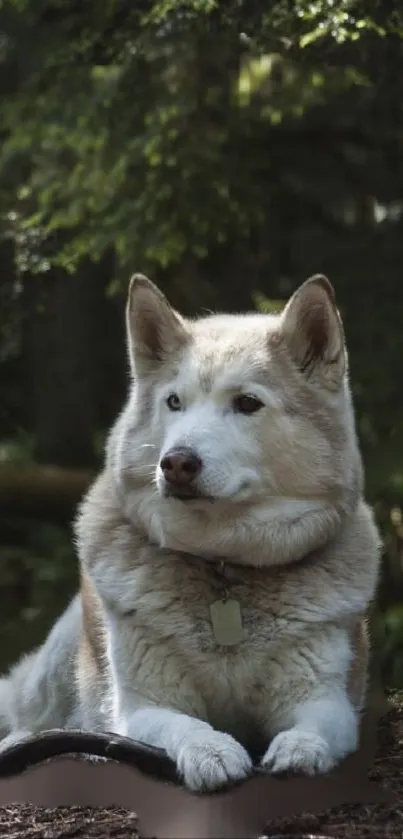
(0, 694, 401, 839)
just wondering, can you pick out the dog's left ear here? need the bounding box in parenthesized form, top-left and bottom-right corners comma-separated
(279, 275, 346, 390)
(126, 274, 190, 374)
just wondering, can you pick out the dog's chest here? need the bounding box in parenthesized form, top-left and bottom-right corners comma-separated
(120, 557, 298, 656)
(108, 556, 313, 740)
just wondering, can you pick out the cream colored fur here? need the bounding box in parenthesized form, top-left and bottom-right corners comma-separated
(0, 273, 381, 792)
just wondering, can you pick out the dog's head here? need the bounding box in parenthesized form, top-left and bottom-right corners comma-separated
(108, 274, 363, 563)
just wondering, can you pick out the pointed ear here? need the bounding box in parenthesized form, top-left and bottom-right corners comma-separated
(126, 274, 190, 374)
(279, 275, 346, 389)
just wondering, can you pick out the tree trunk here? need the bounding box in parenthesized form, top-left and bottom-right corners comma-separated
(21, 257, 114, 468)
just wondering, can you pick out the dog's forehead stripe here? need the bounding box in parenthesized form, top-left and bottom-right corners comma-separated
(187, 316, 278, 394)
(185, 347, 272, 395)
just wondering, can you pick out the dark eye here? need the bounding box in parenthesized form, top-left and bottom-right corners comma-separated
(232, 394, 264, 415)
(166, 393, 182, 411)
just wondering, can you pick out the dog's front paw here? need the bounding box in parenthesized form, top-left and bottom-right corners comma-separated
(177, 731, 252, 792)
(261, 729, 335, 776)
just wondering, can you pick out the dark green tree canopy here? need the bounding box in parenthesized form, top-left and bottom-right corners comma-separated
(0, 0, 402, 459)
(0, 0, 401, 281)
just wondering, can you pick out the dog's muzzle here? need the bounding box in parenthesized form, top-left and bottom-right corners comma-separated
(159, 446, 205, 501)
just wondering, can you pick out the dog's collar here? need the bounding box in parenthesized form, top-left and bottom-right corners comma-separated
(173, 547, 318, 573)
(154, 538, 319, 571)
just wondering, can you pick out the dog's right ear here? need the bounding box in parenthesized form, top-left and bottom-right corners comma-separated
(126, 274, 190, 374)
(278, 274, 346, 390)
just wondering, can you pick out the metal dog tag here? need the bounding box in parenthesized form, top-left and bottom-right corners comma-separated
(209, 599, 243, 646)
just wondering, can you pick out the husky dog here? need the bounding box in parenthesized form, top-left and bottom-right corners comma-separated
(0, 273, 381, 792)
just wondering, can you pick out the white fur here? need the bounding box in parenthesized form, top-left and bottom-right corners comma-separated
(0, 275, 382, 793)
(0, 597, 82, 741)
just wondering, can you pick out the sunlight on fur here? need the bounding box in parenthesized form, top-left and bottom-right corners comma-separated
(0, 273, 381, 793)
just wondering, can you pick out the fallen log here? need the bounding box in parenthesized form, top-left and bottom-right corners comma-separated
(0, 463, 94, 520)
(0, 692, 398, 839)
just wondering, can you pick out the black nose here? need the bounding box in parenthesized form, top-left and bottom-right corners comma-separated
(160, 447, 202, 486)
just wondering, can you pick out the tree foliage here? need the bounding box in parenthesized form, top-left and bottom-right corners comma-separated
(1, 0, 402, 453)
(0, 0, 401, 281)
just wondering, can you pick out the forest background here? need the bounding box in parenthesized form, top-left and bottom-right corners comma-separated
(0, 0, 402, 686)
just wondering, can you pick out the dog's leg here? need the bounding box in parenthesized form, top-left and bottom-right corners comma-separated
(119, 706, 253, 792)
(261, 688, 358, 775)
(261, 625, 361, 775)
(0, 597, 81, 751)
